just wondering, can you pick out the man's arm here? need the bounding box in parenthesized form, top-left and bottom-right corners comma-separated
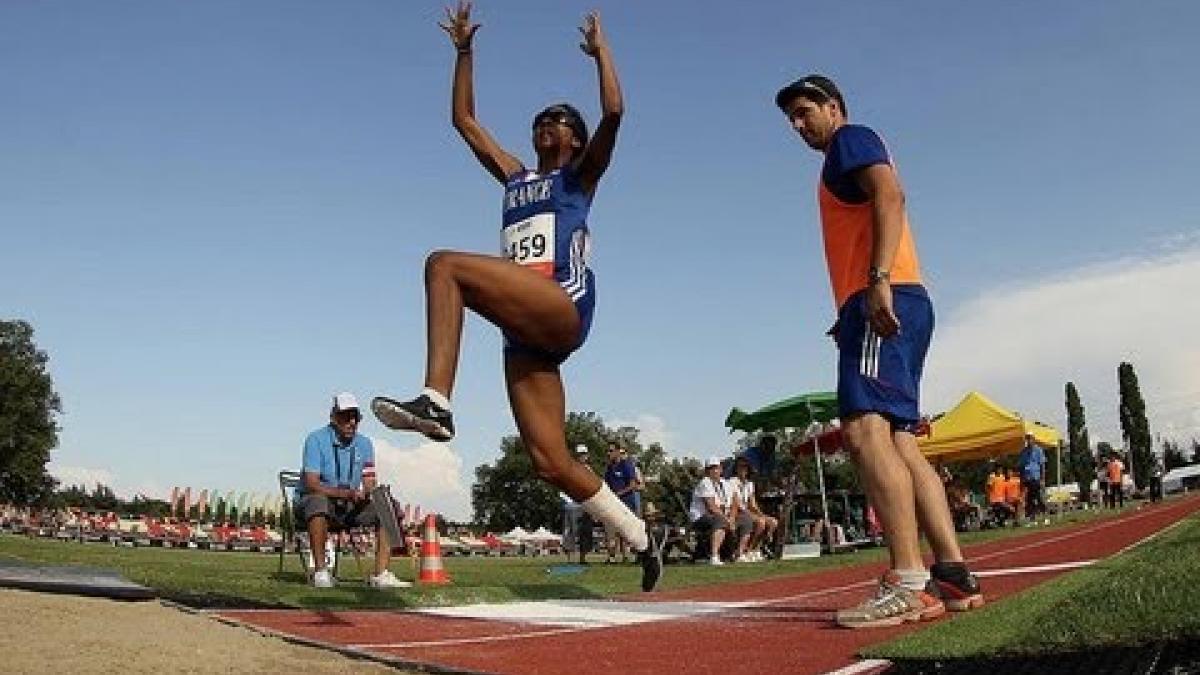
(854, 162, 906, 338)
(301, 434, 359, 502)
(440, 1, 523, 183)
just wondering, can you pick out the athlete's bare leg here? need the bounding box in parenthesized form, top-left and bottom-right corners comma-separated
(423, 250, 580, 397)
(503, 353, 603, 499)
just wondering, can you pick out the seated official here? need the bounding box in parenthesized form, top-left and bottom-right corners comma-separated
(729, 455, 777, 561)
(985, 466, 1014, 527)
(299, 393, 408, 589)
(689, 456, 734, 565)
(1004, 468, 1025, 525)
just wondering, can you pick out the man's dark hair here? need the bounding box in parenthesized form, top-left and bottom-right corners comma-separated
(774, 74, 848, 117)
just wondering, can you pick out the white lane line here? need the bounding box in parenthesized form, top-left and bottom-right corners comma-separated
(823, 659, 893, 675)
(974, 559, 1096, 577)
(350, 626, 585, 650)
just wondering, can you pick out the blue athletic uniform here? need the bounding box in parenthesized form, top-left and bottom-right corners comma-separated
(501, 164, 596, 362)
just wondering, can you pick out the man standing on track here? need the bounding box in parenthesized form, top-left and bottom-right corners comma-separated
(1018, 433, 1047, 523)
(774, 74, 983, 628)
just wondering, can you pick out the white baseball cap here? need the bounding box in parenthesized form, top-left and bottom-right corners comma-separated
(705, 456, 724, 468)
(332, 392, 360, 412)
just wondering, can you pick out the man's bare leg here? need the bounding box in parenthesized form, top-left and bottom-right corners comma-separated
(893, 431, 963, 563)
(842, 413, 923, 571)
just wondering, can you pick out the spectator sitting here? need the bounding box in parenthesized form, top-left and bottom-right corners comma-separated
(1004, 468, 1025, 526)
(689, 456, 734, 565)
(730, 455, 777, 561)
(299, 393, 409, 589)
(986, 465, 1013, 527)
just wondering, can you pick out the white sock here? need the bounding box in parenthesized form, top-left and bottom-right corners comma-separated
(421, 387, 451, 411)
(581, 484, 648, 551)
(895, 568, 930, 592)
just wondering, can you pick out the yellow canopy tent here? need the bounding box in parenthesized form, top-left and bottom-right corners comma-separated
(919, 391, 1060, 462)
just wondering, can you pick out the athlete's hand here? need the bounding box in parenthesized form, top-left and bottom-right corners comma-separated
(439, 1, 481, 52)
(865, 282, 900, 338)
(578, 11, 608, 57)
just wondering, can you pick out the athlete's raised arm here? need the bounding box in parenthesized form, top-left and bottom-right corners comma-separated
(573, 11, 623, 196)
(440, 2, 523, 184)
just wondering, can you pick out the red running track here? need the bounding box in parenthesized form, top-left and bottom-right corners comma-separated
(215, 494, 1200, 675)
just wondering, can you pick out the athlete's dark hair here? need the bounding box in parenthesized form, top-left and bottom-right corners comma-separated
(533, 103, 589, 160)
(774, 74, 848, 117)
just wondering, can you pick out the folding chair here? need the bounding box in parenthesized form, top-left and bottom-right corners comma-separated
(277, 470, 367, 580)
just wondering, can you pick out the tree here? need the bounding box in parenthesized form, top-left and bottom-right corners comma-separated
(1163, 439, 1187, 471)
(0, 320, 63, 505)
(1192, 439, 1200, 465)
(471, 412, 666, 532)
(1117, 362, 1153, 490)
(1065, 382, 1094, 504)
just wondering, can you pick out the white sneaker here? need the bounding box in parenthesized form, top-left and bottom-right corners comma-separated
(368, 569, 412, 589)
(312, 568, 335, 588)
(709, 556, 724, 566)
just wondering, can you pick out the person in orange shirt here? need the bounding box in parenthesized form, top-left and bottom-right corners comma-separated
(775, 74, 980, 628)
(986, 466, 1013, 527)
(1004, 469, 1025, 526)
(1106, 454, 1126, 508)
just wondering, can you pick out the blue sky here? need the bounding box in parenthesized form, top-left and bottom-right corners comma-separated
(3, 2, 1198, 520)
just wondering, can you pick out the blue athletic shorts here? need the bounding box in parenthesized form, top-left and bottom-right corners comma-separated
(503, 271, 595, 365)
(834, 284, 933, 430)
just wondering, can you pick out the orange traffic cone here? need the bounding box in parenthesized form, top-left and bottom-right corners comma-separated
(417, 513, 450, 584)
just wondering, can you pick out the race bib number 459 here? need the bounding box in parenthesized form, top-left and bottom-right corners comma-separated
(503, 213, 555, 278)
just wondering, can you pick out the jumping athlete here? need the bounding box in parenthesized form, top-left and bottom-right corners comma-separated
(371, 3, 662, 591)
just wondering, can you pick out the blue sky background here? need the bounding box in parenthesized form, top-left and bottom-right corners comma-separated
(3, 2, 1198, 519)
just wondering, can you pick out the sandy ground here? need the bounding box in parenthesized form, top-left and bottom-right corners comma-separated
(0, 589, 414, 674)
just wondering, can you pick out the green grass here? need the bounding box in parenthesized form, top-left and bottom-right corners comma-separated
(866, 510, 1200, 659)
(0, 504, 1138, 611)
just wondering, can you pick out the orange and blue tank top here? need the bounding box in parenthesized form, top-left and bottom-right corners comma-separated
(818, 124, 922, 309)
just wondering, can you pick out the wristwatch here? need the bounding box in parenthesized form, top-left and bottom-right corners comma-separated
(868, 266, 891, 285)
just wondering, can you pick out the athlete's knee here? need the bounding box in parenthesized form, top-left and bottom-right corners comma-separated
(424, 249, 459, 282)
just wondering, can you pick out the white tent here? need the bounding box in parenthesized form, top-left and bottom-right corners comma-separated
(527, 526, 561, 542)
(502, 526, 531, 542)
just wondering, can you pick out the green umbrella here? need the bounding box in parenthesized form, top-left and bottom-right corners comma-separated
(724, 391, 839, 432)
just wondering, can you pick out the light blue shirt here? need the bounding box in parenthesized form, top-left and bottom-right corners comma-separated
(300, 425, 374, 493)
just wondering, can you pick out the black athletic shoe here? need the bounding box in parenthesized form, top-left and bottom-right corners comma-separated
(929, 562, 984, 611)
(371, 394, 455, 442)
(640, 527, 664, 592)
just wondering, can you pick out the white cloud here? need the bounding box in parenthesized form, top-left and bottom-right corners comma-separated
(609, 413, 677, 451)
(49, 462, 168, 502)
(925, 245, 1200, 446)
(369, 436, 472, 521)
(48, 463, 113, 490)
